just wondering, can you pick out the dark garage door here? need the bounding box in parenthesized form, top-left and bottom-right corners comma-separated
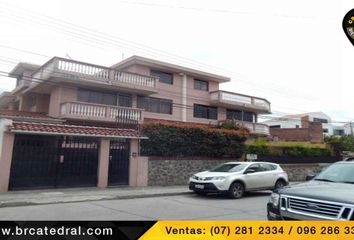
(9, 135, 99, 190)
(108, 139, 130, 186)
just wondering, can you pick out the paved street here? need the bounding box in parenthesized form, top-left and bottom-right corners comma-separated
(0, 191, 271, 220)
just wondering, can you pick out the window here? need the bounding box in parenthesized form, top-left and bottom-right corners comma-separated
(296, 125, 300, 128)
(194, 79, 209, 91)
(226, 109, 254, 122)
(323, 128, 329, 133)
(334, 129, 344, 136)
(261, 163, 277, 171)
(150, 70, 173, 85)
(78, 89, 132, 107)
(313, 118, 328, 123)
(193, 104, 217, 120)
(137, 96, 172, 114)
(269, 125, 281, 129)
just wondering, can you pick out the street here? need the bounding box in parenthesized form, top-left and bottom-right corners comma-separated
(0, 191, 271, 220)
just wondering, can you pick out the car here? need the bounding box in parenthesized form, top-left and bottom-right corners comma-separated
(267, 158, 354, 220)
(189, 161, 288, 199)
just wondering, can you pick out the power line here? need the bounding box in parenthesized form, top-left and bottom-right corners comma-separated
(0, 2, 317, 103)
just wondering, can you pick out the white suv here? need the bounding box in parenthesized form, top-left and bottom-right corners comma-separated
(189, 162, 288, 199)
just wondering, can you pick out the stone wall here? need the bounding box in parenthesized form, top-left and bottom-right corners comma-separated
(148, 159, 330, 186)
(148, 159, 232, 186)
(280, 163, 329, 181)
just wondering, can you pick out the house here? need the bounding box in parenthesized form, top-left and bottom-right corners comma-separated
(263, 112, 347, 136)
(0, 56, 271, 192)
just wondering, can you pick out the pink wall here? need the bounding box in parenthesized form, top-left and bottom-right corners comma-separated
(48, 85, 77, 117)
(122, 64, 225, 124)
(0, 132, 14, 192)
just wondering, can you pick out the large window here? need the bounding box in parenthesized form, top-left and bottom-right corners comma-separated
(313, 118, 328, 123)
(150, 70, 173, 85)
(137, 96, 172, 114)
(78, 89, 132, 107)
(193, 104, 217, 120)
(226, 109, 254, 122)
(194, 79, 209, 91)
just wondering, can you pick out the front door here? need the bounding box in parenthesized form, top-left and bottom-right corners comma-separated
(108, 139, 130, 186)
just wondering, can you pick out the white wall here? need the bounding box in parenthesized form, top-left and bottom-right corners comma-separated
(263, 118, 301, 129)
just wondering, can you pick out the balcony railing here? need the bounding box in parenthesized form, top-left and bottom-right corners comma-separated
(220, 120, 270, 135)
(32, 57, 157, 93)
(60, 101, 144, 124)
(210, 90, 271, 113)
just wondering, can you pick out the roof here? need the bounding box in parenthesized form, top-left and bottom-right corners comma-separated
(0, 110, 63, 123)
(8, 122, 147, 139)
(111, 55, 230, 83)
(9, 62, 40, 77)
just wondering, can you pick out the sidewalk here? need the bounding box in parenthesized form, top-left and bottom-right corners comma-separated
(0, 186, 191, 208)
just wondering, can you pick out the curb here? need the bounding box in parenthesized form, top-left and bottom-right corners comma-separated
(0, 191, 192, 208)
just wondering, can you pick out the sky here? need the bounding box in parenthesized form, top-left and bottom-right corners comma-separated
(0, 0, 353, 122)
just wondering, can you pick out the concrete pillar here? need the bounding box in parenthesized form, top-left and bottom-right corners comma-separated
(132, 94, 138, 108)
(181, 73, 187, 122)
(129, 139, 148, 187)
(0, 133, 15, 192)
(97, 138, 110, 188)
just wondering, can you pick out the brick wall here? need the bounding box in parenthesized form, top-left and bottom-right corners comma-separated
(270, 118, 323, 143)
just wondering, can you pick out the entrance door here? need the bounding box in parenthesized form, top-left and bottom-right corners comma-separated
(9, 135, 99, 190)
(108, 139, 130, 185)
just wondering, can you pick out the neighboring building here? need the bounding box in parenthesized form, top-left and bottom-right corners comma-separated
(263, 112, 348, 137)
(269, 116, 324, 143)
(0, 56, 271, 192)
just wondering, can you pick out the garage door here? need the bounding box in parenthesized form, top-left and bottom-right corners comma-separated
(9, 135, 99, 190)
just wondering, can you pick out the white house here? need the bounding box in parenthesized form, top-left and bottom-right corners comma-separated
(263, 112, 349, 136)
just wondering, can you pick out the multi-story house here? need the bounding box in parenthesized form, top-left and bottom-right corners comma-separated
(0, 56, 271, 192)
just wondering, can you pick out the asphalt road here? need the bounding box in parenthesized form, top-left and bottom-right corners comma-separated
(0, 191, 271, 220)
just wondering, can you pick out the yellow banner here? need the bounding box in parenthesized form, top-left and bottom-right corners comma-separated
(140, 221, 354, 240)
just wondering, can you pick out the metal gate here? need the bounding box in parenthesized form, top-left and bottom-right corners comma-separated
(9, 135, 99, 190)
(108, 139, 130, 185)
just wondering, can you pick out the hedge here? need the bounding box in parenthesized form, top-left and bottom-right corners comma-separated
(246, 145, 332, 156)
(140, 123, 248, 158)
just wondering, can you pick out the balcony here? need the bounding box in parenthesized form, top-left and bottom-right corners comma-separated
(31, 57, 158, 95)
(210, 90, 271, 114)
(60, 102, 144, 124)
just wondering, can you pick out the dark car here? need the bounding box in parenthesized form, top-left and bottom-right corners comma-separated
(267, 158, 354, 220)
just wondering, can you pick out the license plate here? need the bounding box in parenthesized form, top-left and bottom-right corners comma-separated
(194, 184, 204, 189)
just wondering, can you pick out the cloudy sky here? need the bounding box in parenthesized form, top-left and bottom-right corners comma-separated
(0, 0, 353, 122)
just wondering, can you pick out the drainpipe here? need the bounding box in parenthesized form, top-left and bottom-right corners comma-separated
(180, 73, 187, 122)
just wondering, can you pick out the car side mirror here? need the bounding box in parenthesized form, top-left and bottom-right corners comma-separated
(245, 169, 256, 174)
(306, 174, 316, 181)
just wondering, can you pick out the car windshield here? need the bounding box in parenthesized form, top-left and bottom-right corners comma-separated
(210, 163, 247, 173)
(314, 163, 354, 184)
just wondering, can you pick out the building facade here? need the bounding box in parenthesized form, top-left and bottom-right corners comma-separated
(0, 56, 271, 192)
(263, 112, 349, 137)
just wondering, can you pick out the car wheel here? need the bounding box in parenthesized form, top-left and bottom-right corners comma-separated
(274, 179, 286, 190)
(228, 182, 244, 199)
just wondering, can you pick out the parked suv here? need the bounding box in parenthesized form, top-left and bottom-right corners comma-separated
(268, 158, 354, 220)
(189, 162, 288, 199)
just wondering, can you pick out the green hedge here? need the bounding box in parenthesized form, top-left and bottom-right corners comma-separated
(141, 124, 247, 157)
(246, 145, 331, 156)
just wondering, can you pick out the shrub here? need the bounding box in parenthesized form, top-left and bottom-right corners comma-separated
(140, 123, 247, 158)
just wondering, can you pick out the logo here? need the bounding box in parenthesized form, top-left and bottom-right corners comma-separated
(343, 9, 354, 46)
(306, 203, 320, 210)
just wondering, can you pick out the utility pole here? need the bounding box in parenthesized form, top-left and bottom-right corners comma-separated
(350, 121, 353, 136)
